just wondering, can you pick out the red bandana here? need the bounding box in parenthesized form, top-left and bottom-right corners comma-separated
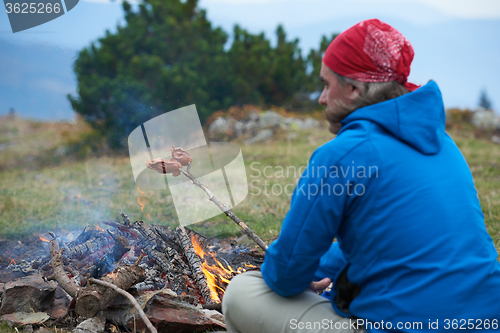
(323, 19, 420, 91)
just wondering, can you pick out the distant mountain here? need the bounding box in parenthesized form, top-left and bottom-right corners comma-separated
(0, 38, 78, 120)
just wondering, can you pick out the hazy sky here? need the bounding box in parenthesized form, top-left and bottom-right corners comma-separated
(198, 0, 500, 19)
(3, 0, 500, 47)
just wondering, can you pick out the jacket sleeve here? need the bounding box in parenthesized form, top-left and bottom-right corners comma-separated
(313, 242, 347, 281)
(260, 147, 349, 297)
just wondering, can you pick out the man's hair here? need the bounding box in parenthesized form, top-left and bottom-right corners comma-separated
(333, 71, 409, 114)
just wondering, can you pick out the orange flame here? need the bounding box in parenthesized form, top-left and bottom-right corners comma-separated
(137, 186, 152, 220)
(7, 259, 16, 267)
(39, 236, 50, 242)
(190, 234, 238, 302)
(94, 224, 105, 232)
(137, 197, 146, 212)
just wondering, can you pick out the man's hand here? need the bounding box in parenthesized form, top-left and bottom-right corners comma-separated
(308, 277, 332, 292)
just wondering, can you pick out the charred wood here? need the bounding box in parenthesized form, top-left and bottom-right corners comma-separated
(121, 212, 131, 227)
(74, 255, 145, 318)
(202, 303, 222, 312)
(65, 226, 107, 248)
(175, 225, 215, 305)
(132, 221, 191, 296)
(62, 234, 112, 259)
(85, 234, 131, 279)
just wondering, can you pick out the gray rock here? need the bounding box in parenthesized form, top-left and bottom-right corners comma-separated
(242, 112, 260, 135)
(34, 328, 51, 333)
(472, 109, 500, 130)
(283, 117, 321, 130)
(208, 116, 238, 140)
(258, 111, 283, 129)
(104, 289, 226, 333)
(1, 312, 49, 326)
(208, 117, 230, 136)
(73, 313, 106, 333)
(0, 274, 57, 314)
(301, 118, 321, 129)
(245, 129, 274, 145)
(234, 120, 245, 138)
(248, 111, 260, 122)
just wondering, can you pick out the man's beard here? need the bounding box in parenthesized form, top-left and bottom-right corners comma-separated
(323, 101, 355, 134)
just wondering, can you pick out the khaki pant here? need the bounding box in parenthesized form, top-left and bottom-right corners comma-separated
(222, 271, 366, 333)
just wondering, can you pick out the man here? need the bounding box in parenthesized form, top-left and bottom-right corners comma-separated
(222, 19, 500, 332)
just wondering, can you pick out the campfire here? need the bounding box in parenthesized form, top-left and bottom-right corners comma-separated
(0, 146, 267, 333)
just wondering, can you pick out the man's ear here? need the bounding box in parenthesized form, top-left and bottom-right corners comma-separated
(346, 83, 361, 102)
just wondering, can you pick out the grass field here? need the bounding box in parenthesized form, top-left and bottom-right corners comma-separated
(0, 115, 499, 251)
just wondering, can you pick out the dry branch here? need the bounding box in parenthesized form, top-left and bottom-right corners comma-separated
(178, 168, 268, 251)
(89, 278, 157, 333)
(48, 239, 80, 298)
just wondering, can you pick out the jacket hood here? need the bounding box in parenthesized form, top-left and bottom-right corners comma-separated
(340, 80, 446, 155)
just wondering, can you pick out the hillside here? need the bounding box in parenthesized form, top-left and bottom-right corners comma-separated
(0, 114, 499, 250)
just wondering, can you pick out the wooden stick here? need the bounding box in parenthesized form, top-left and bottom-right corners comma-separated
(89, 278, 157, 333)
(178, 168, 268, 252)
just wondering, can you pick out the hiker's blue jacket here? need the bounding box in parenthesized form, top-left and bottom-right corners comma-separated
(261, 81, 500, 331)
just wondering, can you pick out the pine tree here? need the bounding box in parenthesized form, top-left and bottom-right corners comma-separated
(478, 89, 492, 110)
(68, 0, 329, 150)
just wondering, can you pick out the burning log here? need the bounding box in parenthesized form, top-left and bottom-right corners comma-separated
(103, 220, 172, 273)
(66, 225, 106, 248)
(85, 231, 131, 278)
(103, 218, 190, 296)
(145, 146, 268, 252)
(62, 232, 112, 259)
(36, 227, 111, 270)
(175, 225, 216, 305)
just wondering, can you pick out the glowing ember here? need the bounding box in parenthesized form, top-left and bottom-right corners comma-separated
(39, 236, 50, 242)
